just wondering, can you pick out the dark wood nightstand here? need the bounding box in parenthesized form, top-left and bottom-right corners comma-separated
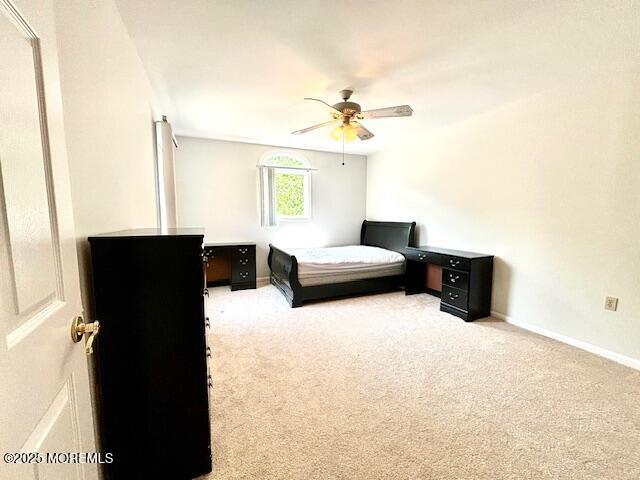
(204, 243, 256, 291)
(405, 246, 494, 322)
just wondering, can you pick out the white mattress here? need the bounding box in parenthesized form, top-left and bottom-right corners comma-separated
(284, 245, 405, 287)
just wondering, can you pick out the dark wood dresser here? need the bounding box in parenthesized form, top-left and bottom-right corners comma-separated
(405, 246, 494, 321)
(204, 242, 256, 291)
(89, 229, 212, 479)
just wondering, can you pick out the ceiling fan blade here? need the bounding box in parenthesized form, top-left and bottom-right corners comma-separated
(359, 105, 413, 119)
(355, 122, 374, 141)
(304, 97, 342, 116)
(291, 119, 337, 135)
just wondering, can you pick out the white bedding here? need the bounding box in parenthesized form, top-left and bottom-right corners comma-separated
(283, 245, 405, 286)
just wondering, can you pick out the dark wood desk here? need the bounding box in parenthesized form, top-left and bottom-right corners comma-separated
(204, 242, 256, 291)
(405, 246, 493, 322)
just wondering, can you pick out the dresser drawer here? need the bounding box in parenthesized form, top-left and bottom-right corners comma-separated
(441, 285, 468, 311)
(442, 255, 470, 272)
(442, 268, 469, 291)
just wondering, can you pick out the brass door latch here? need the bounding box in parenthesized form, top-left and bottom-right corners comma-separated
(71, 316, 101, 355)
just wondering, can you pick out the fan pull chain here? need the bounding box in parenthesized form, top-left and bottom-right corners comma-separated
(342, 132, 345, 166)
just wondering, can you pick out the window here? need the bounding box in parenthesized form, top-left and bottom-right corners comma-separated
(259, 152, 312, 226)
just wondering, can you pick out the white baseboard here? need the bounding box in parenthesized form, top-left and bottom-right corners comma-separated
(256, 276, 270, 287)
(491, 311, 640, 371)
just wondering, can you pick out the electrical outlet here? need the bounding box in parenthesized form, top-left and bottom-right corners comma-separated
(604, 296, 619, 311)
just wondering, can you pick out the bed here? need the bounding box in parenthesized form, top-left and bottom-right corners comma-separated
(268, 220, 416, 307)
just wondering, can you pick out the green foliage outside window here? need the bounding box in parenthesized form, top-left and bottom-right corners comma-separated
(275, 172, 305, 217)
(267, 155, 304, 168)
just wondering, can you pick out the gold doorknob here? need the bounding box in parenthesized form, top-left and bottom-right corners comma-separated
(71, 316, 100, 355)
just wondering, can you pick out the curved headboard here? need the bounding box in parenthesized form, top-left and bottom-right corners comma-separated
(360, 220, 417, 253)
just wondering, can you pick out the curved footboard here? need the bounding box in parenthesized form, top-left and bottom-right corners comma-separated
(268, 244, 303, 307)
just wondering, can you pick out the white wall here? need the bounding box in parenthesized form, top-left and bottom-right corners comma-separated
(54, 0, 160, 313)
(175, 137, 367, 277)
(367, 67, 640, 362)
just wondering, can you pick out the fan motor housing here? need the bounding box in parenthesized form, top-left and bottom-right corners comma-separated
(332, 101, 361, 116)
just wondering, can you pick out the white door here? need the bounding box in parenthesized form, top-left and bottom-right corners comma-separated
(0, 0, 98, 479)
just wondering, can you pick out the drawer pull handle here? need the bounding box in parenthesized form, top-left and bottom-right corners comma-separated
(238, 248, 248, 254)
(418, 254, 426, 260)
(450, 259, 460, 266)
(449, 273, 460, 283)
(448, 293, 459, 299)
(203, 288, 209, 297)
(208, 374, 213, 388)
(206, 346, 212, 358)
(205, 317, 210, 328)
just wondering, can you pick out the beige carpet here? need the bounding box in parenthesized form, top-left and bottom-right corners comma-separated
(200, 286, 640, 480)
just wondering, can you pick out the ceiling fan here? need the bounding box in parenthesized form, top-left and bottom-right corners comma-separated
(292, 89, 413, 142)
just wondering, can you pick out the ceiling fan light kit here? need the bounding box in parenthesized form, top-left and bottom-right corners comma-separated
(330, 123, 358, 142)
(292, 89, 413, 143)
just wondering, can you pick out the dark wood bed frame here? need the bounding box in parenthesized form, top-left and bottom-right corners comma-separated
(268, 220, 417, 307)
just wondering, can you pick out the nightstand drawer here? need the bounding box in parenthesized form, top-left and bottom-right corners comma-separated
(442, 255, 470, 272)
(442, 268, 468, 290)
(441, 285, 468, 310)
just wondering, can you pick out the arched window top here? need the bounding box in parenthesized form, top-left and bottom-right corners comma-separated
(259, 151, 311, 169)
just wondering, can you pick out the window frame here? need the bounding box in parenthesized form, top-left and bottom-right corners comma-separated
(258, 151, 312, 224)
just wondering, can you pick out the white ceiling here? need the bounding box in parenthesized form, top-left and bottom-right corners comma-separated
(115, 0, 639, 155)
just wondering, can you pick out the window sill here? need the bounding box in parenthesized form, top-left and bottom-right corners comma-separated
(277, 216, 311, 223)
